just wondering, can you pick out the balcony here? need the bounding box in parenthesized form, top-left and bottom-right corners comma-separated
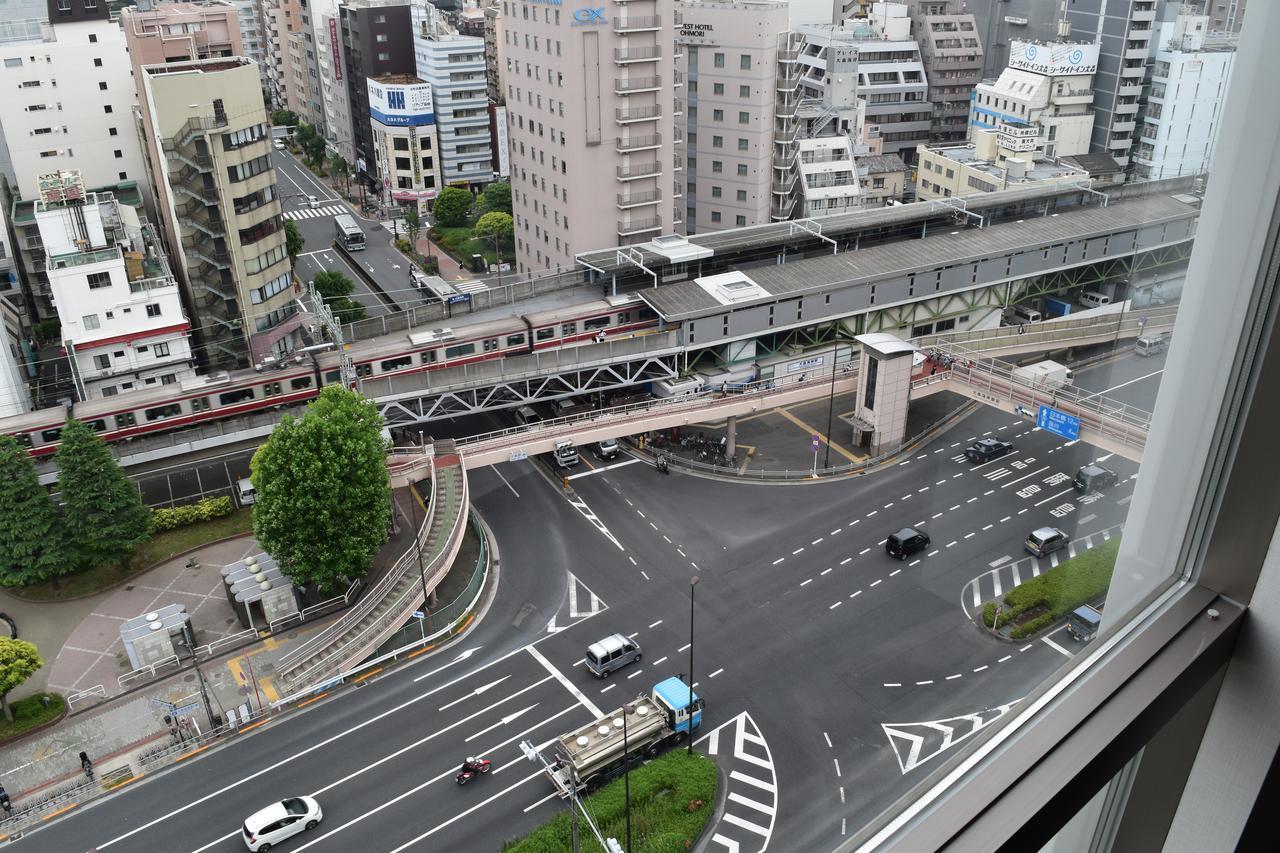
(1119, 83, 1143, 97)
(614, 16, 661, 33)
(615, 76, 662, 95)
(616, 162, 662, 180)
(1115, 100, 1140, 115)
(617, 133, 662, 153)
(1120, 64, 1146, 79)
(773, 154, 794, 169)
(1112, 119, 1136, 133)
(614, 46, 661, 64)
(1054, 88, 1095, 105)
(616, 104, 661, 124)
(616, 189, 661, 209)
(1124, 47, 1150, 61)
(673, 182, 683, 200)
(617, 217, 662, 236)
(1132, 8, 1157, 22)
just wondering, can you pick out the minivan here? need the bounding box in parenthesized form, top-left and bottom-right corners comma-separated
(1007, 304, 1042, 325)
(585, 633, 641, 678)
(514, 405, 541, 426)
(236, 478, 257, 507)
(886, 527, 930, 560)
(1079, 291, 1112, 309)
(1025, 527, 1070, 558)
(307, 195, 321, 209)
(1074, 464, 1119, 494)
(1134, 334, 1169, 357)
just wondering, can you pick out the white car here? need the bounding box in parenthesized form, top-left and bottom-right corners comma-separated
(242, 796, 322, 851)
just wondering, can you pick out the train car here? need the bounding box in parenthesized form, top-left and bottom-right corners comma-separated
(334, 315, 532, 384)
(525, 293, 658, 351)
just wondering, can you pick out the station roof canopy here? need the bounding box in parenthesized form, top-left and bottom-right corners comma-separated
(640, 192, 1197, 321)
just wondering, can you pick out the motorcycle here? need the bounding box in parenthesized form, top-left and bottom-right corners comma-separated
(456, 758, 492, 785)
(655, 455, 670, 475)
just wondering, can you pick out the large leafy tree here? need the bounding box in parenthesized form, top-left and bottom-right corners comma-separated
(285, 219, 304, 266)
(403, 208, 422, 250)
(311, 270, 367, 324)
(251, 386, 391, 594)
(433, 186, 473, 228)
(56, 419, 152, 571)
(0, 435, 70, 587)
(477, 181, 512, 215)
(473, 211, 513, 245)
(271, 109, 299, 127)
(0, 638, 42, 722)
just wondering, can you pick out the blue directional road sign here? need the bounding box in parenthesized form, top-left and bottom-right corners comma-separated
(812, 434, 821, 451)
(1037, 405, 1080, 441)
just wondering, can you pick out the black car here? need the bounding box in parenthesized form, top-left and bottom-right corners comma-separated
(965, 438, 1014, 463)
(886, 527, 931, 560)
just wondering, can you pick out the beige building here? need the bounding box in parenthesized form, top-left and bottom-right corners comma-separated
(138, 57, 298, 369)
(260, 0, 303, 112)
(499, 0, 681, 272)
(120, 1, 244, 66)
(677, 0, 787, 234)
(856, 152, 908, 207)
(914, 129, 1088, 200)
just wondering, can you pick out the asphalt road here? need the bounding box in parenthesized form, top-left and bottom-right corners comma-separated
(16, 353, 1158, 852)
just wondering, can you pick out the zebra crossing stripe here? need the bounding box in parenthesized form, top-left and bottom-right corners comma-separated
(712, 836, 740, 853)
(992, 572, 1003, 598)
(727, 791, 775, 817)
(729, 769, 776, 793)
(1011, 562, 1021, 586)
(722, 812, 770, 838)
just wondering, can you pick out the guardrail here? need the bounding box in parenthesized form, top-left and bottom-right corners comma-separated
(118, 654, 180, 689)
(66, 684, 107, 712)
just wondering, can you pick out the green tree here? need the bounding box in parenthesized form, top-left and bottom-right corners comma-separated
(477, 181, 512, 215)
(0, 639, 43, 723)
(285, 219, 304, 266)
(0, 435, 70, 588)
(474, 211, 514, 264)
(295, 123, 326, 170)
(329, 153, 351, 197)
(403, 208, 422, 251)
(271, 109, 299, 127)
(312, 270, 355, 301)
(328, 297, 368, 325)
(433, 186, 473, 227)
(55, 419, 152, 572)
(250, 386, 391, 593)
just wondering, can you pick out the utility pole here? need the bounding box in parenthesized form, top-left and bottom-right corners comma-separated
(823, 338, 839, 469)
(194, 662, 217, 729)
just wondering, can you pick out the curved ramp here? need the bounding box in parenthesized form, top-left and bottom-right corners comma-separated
(277, 441, 469, 692)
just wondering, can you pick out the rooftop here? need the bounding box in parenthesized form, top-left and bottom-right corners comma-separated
(926, 144, 1087, 183)
(144, 56, 252, 75)
(10, 182, 143, 225)
(857, 153, 909, 175)
(374, 74, 425, 85)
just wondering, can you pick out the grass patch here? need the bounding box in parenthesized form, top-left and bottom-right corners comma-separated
(0, 692, 66, 742)
(432, 226, 499, 266)
(982, 536, 1120, 635)
(503, 750, 718, 853)
(12, 509, 255, 601)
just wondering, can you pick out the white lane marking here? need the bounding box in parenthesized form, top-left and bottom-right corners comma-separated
(637, 510, 646, 518)
(850, 590, 862, 599)
(840, 557, 853, 565)
(824, 732, 833, 748)
(627, 671, 642, 679)
(916, 680, 933, 686)
(989, 555, 1011, 567)
(812, 538, 824, 545)
(1000, 465, 1051, 489)
(729, 790, 776, 817)
(892, 568, 904, 576)
(773, 557, 785, 565)
(653, 656, 668, 666)
(438, 675, 516, 711)
(382, 769, 546, 852)
(801, 579, 813, 587)
(527, 645, 603, 718)
(641, 571, 650, 580)
(722, 812, 771, 838)
(884, 682, 901, 687)
(870, 579, 882, 588)
(1034, 487, 1076, 507)
(649, 619, 663, 628)
(830, 601, 843, 610)
(567, 458, 641, 479)
(821, 568, 833, 576)
(1042, 634, 1074, 657)
(709, 668, 724, 678)
(945, 674, 962, 681)
(973, 665, 988, 673)
(932, 512, 943, 519)
(998, 655, 1013, 663)
(927, 550, 939, 557)
(859, 547, 871, 555)
(730, 769, 777, 793)
(491, 465, 521, 497)
(793, 547, 805, 555)
(600, 684, 616, 694)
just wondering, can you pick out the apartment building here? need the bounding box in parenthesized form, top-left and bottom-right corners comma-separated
(33, 175, 196, 400)
(970, 40, 1099, 160)
(1207, 0, 1247, 33)
(1065, 0, 1160, 169)
(914, 129, 1088, 200)
(284, 18, 313, 123)
(0, 1, 149, 213)
(677, 0, 787, 234)
(857, 151, 908, 206)
(229, 0, 269, 93)
(139, 57, 298, 368)
(482, 0, 502, 102)
(0, 290, 29, 417)
(413, 16, 494, 190)
(120, 2, 243, 65)
(307, 0, 354, 158)
(366, 74, 442, 208)
(259, 0, 302, 111)
(499, 0, 680, 272)
(1133, 11, 1237, 180)
(843, 7, 933, 161)
(904, 0, 983, 143)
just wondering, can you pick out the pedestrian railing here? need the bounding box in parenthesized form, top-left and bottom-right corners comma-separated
(65, 684, 107, 712)
(117, 654, 180, 689)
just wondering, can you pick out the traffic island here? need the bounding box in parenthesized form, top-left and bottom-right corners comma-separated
(980, 537, 1120, 641)
(502, 750, 718, 853)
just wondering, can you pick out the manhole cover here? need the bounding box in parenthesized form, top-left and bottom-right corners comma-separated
(225, 618, 238, 626)
(183, 674, 195, 683)
(125, 585, 134, 591)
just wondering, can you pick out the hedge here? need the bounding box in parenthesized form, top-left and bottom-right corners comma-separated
(503, 750, 718, 853)
(151, 496, 235, 532)
(984, 536, 1120, 636)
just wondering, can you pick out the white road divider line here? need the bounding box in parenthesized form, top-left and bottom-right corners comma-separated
(1042, 634, 1074, 658)
(527, 645, 603, 718)
(567, 458, 640, 479)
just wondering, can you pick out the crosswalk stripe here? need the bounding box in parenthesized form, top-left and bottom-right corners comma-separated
(711, 834, 740, 853)
(722, 812, 770, 838)
(729, 769, 776, 793)
(728, 791, 776, 817)
(1050, 552, 1060, 568)
(992, 572, 1003, 598)
(1031, 558, 1041, 577)
(454, 280, 490, 293)
(970, 580, 981, 609)
(1011, 563, 1021, 586)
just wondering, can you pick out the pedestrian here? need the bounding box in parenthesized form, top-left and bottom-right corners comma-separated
(930, 365, 937, 376)
(594, 329, 606, 344)
(1018, 324, 1025, 335)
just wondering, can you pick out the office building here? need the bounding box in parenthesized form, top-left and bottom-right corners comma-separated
(283, 15, 314, 124)
(1207, 0, 1247, 33)
(138, 56, 298, 368)
(260, 0, 303, 111)
(0, 1, 149, 211)
(32, 173, 195, 400)
(499, 0, 681, 272)
(307, 0, 355, 160)
(413, 13, 494, 190)
(340, 0, 420, 191)
(120, 2, 244, 66)
(0, 290, 29, 418)
(678, 0, 788, 233)
(967, 0, 1062, 78)
(1133, 11, 1236, 180)
(481, 0, 502, 102)
(842, 6, 933, 161)
(969, 40, 1099, 160)
(1064, 0, 1160, 168)
(914, 129, 1088, 200)
(904, 0, 984, 143)
(367, 74, 442, 208)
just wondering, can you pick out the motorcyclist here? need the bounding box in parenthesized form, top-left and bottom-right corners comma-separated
(460, 756, 480, 775)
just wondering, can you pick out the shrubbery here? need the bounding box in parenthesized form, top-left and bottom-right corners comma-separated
(983, 537, 1120, 638)
(151, 497, 234, 532)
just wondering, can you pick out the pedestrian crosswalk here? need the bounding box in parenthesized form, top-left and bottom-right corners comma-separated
(283, 204, 346, 220)
(452, 279, 490, 295)
(703, 712, 777, 852)
(962, 524, 1122, 613)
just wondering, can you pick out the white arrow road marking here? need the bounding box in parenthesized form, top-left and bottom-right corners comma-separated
(438, 675, 512, 711)
(464, 703, 539, 742)
(411, 646, 482, 683)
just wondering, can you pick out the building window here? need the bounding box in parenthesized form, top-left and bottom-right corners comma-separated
(712, 135, 723, 148)
(713, 109, 723, 122)
(93, 58, 102, 67)
(98, 81, 107, 90)
(738, 111, 749, 124)
(740, 54, 751, 70)
(93, 354, 110, 370)
(103, 105, 112, 113)
(736, 190, 747, 202)
(86, 271, 111, 290)
(713, 52, 724, 68)
(712, 160, 723, 173)
(711, 211, 721, 223)
(146, 303, 162, 318)
(739, 85, 750, 98)
(109, 127, 117, 136)
(738, 138, 749, 151)
(114, 149, 122, 158)
(377, 52, 390, 61)
(153, 342, 171, 358)
(736, 215, 746, 226)
(83, 314, 100, 331)
(713, 83, 724, 95)
(711, 186, 722, 198)
(376, 33, 388, 42)
(88, 32, 96, 43)
(737, 164, 748, 176)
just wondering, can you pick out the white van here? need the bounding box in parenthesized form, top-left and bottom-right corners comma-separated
(1007, 304, 1042, 325)
(1079, 291, 1112, 309)
(1134, 334, 1169, 357)
(236, 478, 257, 507)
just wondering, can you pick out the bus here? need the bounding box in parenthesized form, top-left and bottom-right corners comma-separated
(334, 214, 365, 251)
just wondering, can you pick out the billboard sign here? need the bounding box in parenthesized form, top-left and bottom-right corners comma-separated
(328, 18, 342, 81)
(494, 105, 510, 179)
(1008, 41, 1099, 76)
(368, 79, 435, 127)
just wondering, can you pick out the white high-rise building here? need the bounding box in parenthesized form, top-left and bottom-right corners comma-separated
(309, 0, 355, 160)
(413, 11, 494, 190)
(1133, 12, 1237, 180)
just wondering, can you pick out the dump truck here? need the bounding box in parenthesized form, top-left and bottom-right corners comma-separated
(1013, 359, 1073, 389)
(543, 676, 702, 797)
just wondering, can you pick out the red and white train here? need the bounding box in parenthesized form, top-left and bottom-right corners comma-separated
(4, 293, 661, 458)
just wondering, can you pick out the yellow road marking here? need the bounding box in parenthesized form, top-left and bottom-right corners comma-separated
(777, 409, 865, 464)
(353, 667, 382, 683)
(297, 692, 328, 708)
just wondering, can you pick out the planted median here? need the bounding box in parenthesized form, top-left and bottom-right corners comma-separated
(502, 750, 718, 853)
(982, 536, 1119, 639)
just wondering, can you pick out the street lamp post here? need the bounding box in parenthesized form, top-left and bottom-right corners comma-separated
(823, 337, 840, 469)
(412, 431, 433, 637)
(688, 575, 699, 755)
(622, 701, 636, 852)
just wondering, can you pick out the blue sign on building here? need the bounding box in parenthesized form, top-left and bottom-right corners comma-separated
(1036, 405, 1081, 441)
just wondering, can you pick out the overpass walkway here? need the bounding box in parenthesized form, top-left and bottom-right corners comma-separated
(275, 441, 468, 692)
